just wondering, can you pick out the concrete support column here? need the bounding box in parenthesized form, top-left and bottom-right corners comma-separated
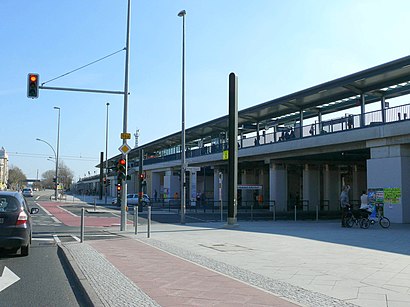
(323, 164, 340, 210)
(352, 165, 366, 201)
(164, 169, 179, 202)
(151, 171, 161, 201)
(269, 163, 287, 212)
(367, 143, 410, 223)
(302, 164, 320, 211)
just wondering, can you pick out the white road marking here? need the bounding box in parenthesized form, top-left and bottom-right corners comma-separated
(35, 202, 62, 223)
(53, 235, 61, 244)
(35, 202, 52, 216)
(71, 235, 81, 242)
(0, 267, 20, 292)
(58, 206, 77, 217)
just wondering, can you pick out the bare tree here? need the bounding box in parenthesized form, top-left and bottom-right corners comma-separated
(8, 166, 27, 190)
(41, 161, 74, 190)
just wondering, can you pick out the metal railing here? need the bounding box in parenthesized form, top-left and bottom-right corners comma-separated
(143, 103, 410, 166)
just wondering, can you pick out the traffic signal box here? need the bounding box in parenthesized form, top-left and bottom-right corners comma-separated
(27, 73, 39, 98)
(116, 158, 126, 203)
(117, 159, 126, 181)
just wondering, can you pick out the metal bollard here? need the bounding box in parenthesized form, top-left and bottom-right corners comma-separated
(273, 204, 276, 221)
(220, 200, 223, 222)
(134, 206, 138, 235)
(294, 205, 297, 221)
(251, 204, 254, 222)
(147, 206, 151, 238)
(316, 204, 319, 221)
(80, 208, 85, 243)
(94, 199, 96, 211)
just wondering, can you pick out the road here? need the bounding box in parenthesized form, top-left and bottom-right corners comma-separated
(0, 191, 90, 307)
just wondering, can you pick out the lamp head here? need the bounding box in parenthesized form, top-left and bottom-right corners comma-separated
(178, 10, 186, 17)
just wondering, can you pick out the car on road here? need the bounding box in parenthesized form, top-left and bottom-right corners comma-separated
(22, 187, 34, 197)
(0, 191, 39, 256)
(112, 194, 151, 207)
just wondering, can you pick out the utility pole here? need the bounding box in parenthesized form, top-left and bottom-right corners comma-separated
(120, 0, 131, 231)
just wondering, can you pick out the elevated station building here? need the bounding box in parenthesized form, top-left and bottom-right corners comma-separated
(78, 56, 410, 223)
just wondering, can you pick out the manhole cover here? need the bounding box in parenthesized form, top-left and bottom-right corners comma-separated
(199, 243, 253, 252)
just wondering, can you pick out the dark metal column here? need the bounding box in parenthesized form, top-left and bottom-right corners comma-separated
(227, 73, 238, 225)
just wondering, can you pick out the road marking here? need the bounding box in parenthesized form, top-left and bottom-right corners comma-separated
(32, 238, 55, 242)
(35, 196, 41, 200)
(71, 235, 81, 242)
(53, 235, 61, 244)
(35, 202, 52, 216)
(0, 267, 20, 292)
(35, 202, 62, 224)
(58, 206, 77, 217)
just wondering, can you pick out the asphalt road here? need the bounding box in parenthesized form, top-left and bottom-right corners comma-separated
(0, 193, 88, 307)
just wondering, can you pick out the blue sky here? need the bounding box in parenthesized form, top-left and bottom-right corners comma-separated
(2, 0, 410, 180)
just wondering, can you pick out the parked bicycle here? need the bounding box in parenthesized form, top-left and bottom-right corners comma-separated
(344, 207, 370, 229)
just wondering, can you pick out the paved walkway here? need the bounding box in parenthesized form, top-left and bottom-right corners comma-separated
(53, 199, 410, 306)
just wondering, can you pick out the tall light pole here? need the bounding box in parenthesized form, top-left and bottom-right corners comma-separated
(120, 0, 131, 231)
(178, 9, 186, 224)
(105, 102, 110, 205)
(54, 107, 61, 201)
(36, 138, 57, 199)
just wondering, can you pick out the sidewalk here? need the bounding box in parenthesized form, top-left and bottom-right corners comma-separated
(57, 200, 410, 306)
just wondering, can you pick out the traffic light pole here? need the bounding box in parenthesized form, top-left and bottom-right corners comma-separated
(120, 0, 131, 231)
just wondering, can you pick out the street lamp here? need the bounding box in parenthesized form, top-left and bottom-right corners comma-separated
(178, 9, 186, 224)
(54, 107, 61, 201)
(105, 102, 110, 205)
(36, 137, 57, 199)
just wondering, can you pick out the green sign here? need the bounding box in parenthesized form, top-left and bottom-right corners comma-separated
(384, 188, 401, 204)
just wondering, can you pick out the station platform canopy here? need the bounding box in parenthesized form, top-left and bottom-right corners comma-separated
(113, 55, 410, 164)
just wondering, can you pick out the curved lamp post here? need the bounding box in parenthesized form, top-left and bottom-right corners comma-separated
(36, 137, 58, 200)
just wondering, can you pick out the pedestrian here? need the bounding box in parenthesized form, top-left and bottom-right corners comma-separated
(359, 190, 372, 218)
(154, 189, 158, 202)
(339, 185, 351, 227)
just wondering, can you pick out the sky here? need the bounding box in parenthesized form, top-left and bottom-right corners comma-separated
(2, 0, 410, 181)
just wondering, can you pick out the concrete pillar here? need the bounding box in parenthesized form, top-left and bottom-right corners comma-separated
(352, 165, 366, 201)
(269, 163, 287, 212)
(302, 164, 320, 211)
(151, 171, 161, 201)
(323, 164, 340, 210)
(163, 169, 179, 202)
(367, 144, 410, 223)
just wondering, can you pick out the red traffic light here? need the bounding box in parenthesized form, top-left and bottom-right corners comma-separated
(119, 159, 126, 165)
(27, 73, 40, 99)
(116, 184, 122, 191)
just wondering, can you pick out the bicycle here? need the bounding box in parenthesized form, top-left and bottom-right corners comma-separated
(368, 205, 390, 228)
(344, 207, 370, 229)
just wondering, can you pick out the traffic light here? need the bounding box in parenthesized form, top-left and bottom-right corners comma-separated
(117, 158, 126, 181)
(116, 182, 122, 198)
(139, 173, 144, 182)
(27, 73, 39, 98)
(107, 179, 111, 185)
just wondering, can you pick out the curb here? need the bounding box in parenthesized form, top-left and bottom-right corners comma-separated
(57, 243, 104, 307)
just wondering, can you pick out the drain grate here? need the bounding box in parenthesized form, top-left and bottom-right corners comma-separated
(199, 243, 253, 252)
